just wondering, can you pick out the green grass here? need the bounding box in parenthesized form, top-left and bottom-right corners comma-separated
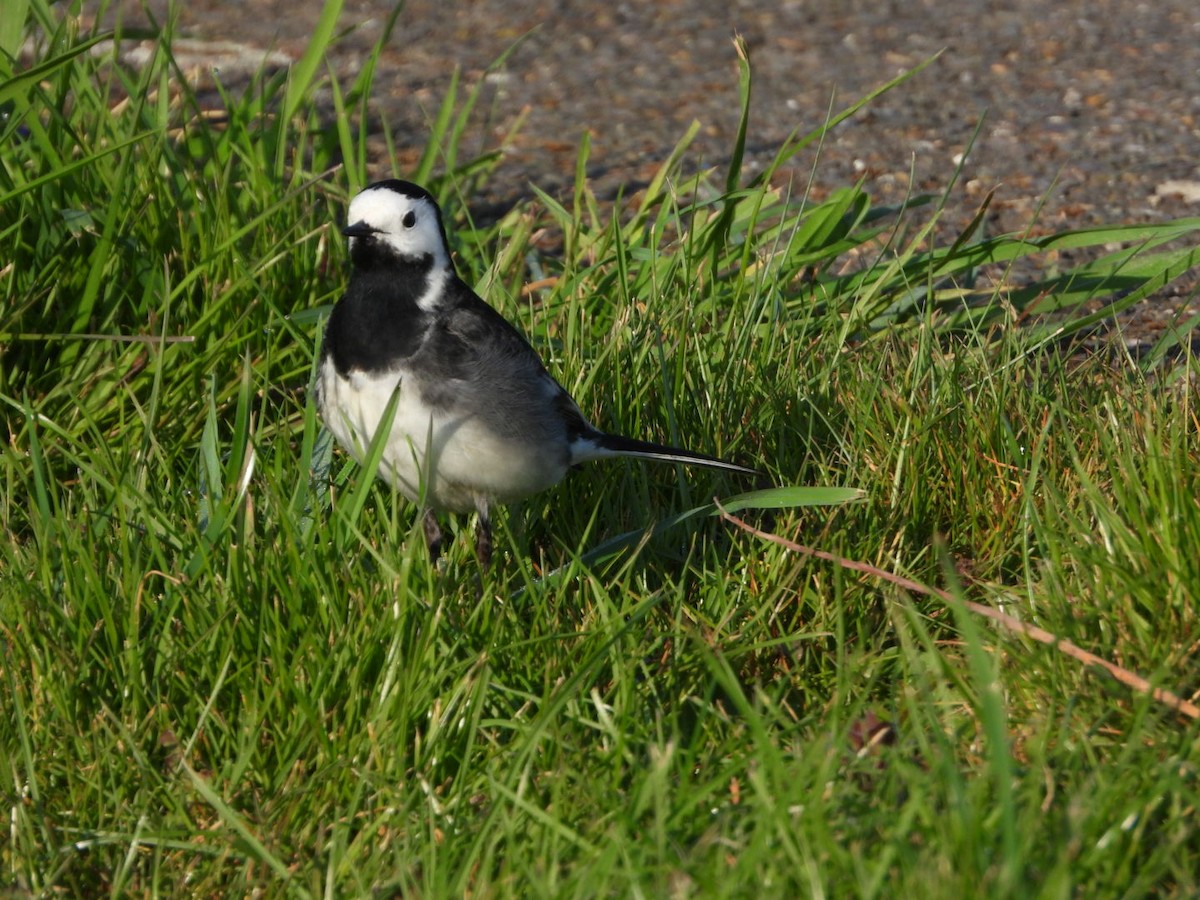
(4, 3, 1200, 896)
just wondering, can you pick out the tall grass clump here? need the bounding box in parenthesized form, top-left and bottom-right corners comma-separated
(3, 2, 1200, 896)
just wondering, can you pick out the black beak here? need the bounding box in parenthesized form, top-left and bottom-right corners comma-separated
(342, 221, 378, 238)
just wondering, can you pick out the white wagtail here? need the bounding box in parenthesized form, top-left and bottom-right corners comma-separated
(317, 179, 758, 566)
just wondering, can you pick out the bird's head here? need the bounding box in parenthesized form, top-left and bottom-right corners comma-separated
(343, 180, 452, 270)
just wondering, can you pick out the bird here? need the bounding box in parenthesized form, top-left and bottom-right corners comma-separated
(316, 179, 758, 567)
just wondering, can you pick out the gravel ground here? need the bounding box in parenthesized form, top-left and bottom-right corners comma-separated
(83, 0, 1200, 344)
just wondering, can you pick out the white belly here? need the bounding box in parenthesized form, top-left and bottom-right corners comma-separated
(319, 365, 567, 512)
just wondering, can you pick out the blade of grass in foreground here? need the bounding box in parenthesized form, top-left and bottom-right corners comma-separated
(519, 486, 864, 591)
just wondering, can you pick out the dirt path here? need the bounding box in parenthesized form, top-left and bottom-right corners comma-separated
(83, 0, 1200, 342)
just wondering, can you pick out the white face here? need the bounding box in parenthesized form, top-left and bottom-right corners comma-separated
(346, 184, 449, 268)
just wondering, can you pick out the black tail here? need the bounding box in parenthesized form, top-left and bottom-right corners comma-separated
(575, 430, 761, 476)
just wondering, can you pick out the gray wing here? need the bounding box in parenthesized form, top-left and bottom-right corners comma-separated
(411, 276, 588, 450)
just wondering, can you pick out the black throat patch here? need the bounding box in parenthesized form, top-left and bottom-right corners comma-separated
(322, 256, 437, 375)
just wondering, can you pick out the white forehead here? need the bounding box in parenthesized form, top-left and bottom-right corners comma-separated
(347, 185, 427, 228)
(347, 185, 448, 265)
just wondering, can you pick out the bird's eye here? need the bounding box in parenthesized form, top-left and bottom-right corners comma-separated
(402, 210, 417, 228)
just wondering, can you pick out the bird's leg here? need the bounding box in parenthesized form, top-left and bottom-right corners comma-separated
(422, 508, 444, 563)
(474, 500, 492, 569)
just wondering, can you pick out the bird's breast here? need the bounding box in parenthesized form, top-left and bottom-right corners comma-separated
(317, 361, 570, 512)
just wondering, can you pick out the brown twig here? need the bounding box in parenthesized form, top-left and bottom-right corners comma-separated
(716, 500, 1200, 721)
(521, 277, 559, 296)
(1, 332, 196, 343)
